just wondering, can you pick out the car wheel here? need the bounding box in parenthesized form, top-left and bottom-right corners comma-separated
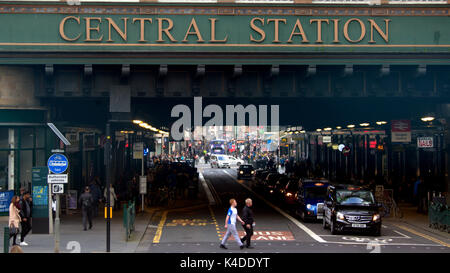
(322, 215, 328, 229)
(237, 162, 241, 166)
(330, 219, 338, 235)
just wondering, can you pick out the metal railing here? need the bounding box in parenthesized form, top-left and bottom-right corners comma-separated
(123, 201, 136, 241)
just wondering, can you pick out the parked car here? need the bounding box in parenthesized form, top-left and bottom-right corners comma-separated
(322, 184, 382, 236)
(237, 164, 255, 179)
(295, 179, 329, 221)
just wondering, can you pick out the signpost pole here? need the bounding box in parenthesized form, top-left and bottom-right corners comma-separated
(141, 155, 144, 213)
(106, 122, 111, 253)
(54, 193, 60, 253)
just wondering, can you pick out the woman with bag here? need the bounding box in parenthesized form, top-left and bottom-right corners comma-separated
(9, 195, 21, 246)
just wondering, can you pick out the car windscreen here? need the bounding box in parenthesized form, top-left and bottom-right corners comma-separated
(218, 156, 225, 161)
(240, 165, 252, 169)
(305, 187, 327, 199)
(336, 190, 375, 205)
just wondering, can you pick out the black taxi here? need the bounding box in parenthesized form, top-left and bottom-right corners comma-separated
(322, 184, 381, 236)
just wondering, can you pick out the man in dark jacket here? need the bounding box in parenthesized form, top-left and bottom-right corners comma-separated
(79, 186, 94, 231)
(240, 198, 255, 248)
(19, 192, 32, 246)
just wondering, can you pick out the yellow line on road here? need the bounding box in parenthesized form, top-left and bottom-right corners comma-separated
(393, 224, 450, 248)
(209, 205, 223, 241)
(153, 210, 168, 243)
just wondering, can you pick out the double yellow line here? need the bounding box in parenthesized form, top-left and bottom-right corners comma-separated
(394, 224, 450, 248)
(152, 210, 168, 243)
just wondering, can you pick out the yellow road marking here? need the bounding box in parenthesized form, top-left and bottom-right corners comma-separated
(209, 205, 223, 241)
(394, 224, 450, 248)
(152, 210, 168, 243)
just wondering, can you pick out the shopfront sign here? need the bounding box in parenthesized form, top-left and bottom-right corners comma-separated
(417, 137, 434, 148)
(0, 4, 449, 56)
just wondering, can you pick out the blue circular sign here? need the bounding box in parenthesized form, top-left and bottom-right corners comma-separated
(47, 154, 68, 174)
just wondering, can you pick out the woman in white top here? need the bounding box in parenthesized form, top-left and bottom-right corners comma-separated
(104, 185, 117, 210)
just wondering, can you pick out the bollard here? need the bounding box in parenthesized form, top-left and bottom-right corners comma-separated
(4, 226, 9, 253)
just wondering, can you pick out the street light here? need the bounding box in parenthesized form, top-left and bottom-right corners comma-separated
(376, 121, 387, 125)
(133, 120, 143, 124)
(324, 127, 332, 131)
(316, 129, 322, 132)
(421, 116, 435, 122)
(347, 124, 355, 128)
(360, 123, 370, 127)
(336, 126, 342, 129)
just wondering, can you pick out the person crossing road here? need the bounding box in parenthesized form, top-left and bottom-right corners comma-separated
(220, 199, 245, 250)
(240, 198, 255, 249)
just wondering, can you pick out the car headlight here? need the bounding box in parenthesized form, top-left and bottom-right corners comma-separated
(373, 214, 380, 222)
(251, 170, 255, 174)
(337, 212, 345, 220)
(286, 192, 293, 197)
(239, 171, 243, 174)
(306, 204, 312, 210)
(269, 190, 273, 193)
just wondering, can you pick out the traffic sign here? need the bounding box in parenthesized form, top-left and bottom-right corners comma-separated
(52, 184, 64, 194)
(47, 154, 69, 174)
(417, 137, 433, 148)
(48, 174, 68, 184)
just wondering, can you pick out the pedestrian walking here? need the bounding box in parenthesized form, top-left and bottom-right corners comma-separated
(240, 198, 255, 249)
(8, 195, 21, 246)
(18, 192, 32, 246)
(104, 184, 117, 211)
(89, 179, 102, 217)
(220, 199, 245, 250)
(79, 186, 94, 231)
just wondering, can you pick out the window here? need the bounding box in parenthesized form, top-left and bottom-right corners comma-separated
(0, 151, 8, 191)
(336, 190, 375, 205)
(20, 128, 34, 149)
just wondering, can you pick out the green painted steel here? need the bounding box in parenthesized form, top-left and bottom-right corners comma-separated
(3, 226, 9, 253)
(0, 7, 448, 53)
(123, 201, 135, 241)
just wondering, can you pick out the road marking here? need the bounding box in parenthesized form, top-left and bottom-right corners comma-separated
(393, 224, 450, 248)
(199, 172, 216, 205)
(393, 230, 411, 239)
(221, 169, 326, 243)
(209, 205, 223, 241)
(153, 210, 168, 243)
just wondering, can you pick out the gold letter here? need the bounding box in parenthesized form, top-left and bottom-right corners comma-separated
(84, 17, 103, 42)
(59, 16, 81, 42)
(287, 19, 309, 43)
(182, 18, 205, 43)
(343, 18, 366, 43)
(157, 18, 177, 43)
(250, 18, 265, 43)
(332, 19, 340, 43)
(209, 18, 228, 43)
(106, 17, 128, 42)
(368, 19, 390, 43)
(133, 18, 152, 42)
(267, 18, 286, 43)
(310, 19, 329, 43)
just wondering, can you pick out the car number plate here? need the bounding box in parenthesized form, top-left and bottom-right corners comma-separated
(317, 215, 323, 219)
(351, 224, 366, 228)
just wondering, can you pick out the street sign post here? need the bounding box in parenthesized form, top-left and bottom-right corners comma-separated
(47, 154, 69, 174)
(47, 153, 69, 253)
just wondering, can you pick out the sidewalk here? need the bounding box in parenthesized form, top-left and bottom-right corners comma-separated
(384, 203, 450, 243)
(1, 207, 155, 253)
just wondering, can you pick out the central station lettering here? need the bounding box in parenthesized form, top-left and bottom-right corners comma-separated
(59, 16, 390, 44)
